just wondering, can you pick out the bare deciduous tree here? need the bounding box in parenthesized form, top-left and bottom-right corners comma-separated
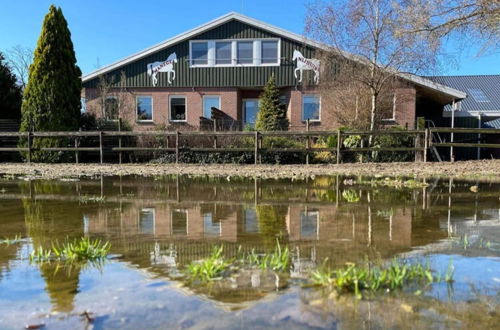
(397, 0, 500, 54)
(5, 45, 33, 90)
(93, 71, 133, 124)
(306, 0, 442, 142)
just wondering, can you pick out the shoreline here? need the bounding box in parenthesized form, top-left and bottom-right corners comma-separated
(0, 160, 499, 181)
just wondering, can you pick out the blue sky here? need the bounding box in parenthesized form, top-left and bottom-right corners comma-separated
(1, 0, 498, 76)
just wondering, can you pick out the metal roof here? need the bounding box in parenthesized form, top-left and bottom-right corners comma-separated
(483, 118, 500, 129)
(428, 75, 500, 113)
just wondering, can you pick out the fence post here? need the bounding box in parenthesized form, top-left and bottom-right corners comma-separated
(336, 129, 342, 164)
(306, 119, 310, 165)
(254, 131, 259, 165)
(175, 130, 180, 164)
(214, 134, 218, 149)
(118, 118, 122, 164)
(27, 131, 32, 164)
(213, 119, 217, 132)
(75, 135, 79, 164)
(423, 128, 429, 163)
(99, 131, 104, 164)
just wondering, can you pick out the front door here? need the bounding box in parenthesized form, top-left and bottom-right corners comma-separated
(243, 99, 259, 127)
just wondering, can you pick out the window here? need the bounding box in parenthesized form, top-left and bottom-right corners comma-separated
(139, 208, 155, 235)
(189, 39, 279, 67)
(215, 41, 232, 65)
(203, 95, 220, 118)
(300, 210, 319, 239)
(243, 208, 259, 233)
(468, 88, 490, 103)
(261, 40, 278, 64)
(136, 96, 153, 121)
(81, 98, 87, 113)
(243, 99, 259, 126)
(191, 41, 208, 65)
(170, 96, 186, 122)
(237, 41, 253, 64)
(203, 213, 221, 237)
(104, 96, 118, 120)
(302, 95, 320, 121)
(171, 209, 187, 235)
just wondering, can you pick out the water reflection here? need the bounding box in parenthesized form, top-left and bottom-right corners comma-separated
(0, 175, 499, 325)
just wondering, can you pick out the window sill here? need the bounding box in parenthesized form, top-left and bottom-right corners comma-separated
(302, 120, 321, 123)
(190, 63, 280, 68)
(169, 120, 187, 123)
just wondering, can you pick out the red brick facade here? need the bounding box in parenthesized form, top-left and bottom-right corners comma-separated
(83, 85, 417, 131)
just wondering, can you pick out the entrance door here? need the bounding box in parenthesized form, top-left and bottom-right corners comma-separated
(243, 99, 259, 127)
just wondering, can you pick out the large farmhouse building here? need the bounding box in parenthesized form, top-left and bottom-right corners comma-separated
(81, 12, 466, 131)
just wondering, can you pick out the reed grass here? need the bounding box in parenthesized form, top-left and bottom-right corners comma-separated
(30, 237, 110, 263)
(311, 259, 454, 299)
(186, 246, 232, 282)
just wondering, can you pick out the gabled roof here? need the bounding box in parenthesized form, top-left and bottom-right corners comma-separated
(82, 12, 466, 100)
(428, 75, 500, 112)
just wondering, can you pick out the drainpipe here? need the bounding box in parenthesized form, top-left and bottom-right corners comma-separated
(477, 113, 482, 160)
(450, 99, 455, 162)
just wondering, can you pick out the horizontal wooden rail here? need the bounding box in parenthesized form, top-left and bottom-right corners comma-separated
(6, 127, 498, 164)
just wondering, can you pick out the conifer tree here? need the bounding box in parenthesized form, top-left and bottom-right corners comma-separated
(255, 74, 289, 131)
(20, 5, 82, 162)
(0, 52, 22, 120)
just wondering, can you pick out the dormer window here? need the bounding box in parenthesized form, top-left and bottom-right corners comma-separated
(189, 39, 280, 67)
(191, 41, 208, 65)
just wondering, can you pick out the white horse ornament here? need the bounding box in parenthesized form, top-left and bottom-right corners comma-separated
(292, 50, 320, 84)
(147, 53, 177, 86)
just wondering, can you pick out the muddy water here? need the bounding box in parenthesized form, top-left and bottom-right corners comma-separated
(0, 175, 499, 329)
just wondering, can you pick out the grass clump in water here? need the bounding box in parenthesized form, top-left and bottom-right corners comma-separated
(186, 246, 232, 282)
(246, 240, 290, 272)
(311, 259, 453, 299)
(78, 195, 107, 204)
(0, 234, 24, 245)
(30, 237, 111, 263)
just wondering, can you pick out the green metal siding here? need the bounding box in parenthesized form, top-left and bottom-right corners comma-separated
(83, 20, 317, 89)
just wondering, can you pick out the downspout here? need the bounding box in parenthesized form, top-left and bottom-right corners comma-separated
(477, 113, 482, 160)
(450, 99, 455, 162)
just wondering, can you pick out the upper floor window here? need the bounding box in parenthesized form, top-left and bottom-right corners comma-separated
(302, 95, 320, 121)
(190, 39, 280, 67)
(261, 40, 278, 64)
(215, 41, 232, 65)
(81, 98, 87, 113)
(137, 96, 153, 121)
(191, 41, 208, 65)
(237, 41, 253, 64)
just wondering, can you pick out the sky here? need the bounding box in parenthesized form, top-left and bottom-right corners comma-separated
(1, 0, 498, 76)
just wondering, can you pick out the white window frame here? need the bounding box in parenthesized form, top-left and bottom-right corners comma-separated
(136, 95, 154, 122)
(189, 38, 280, 68)
(302, 94, 321, 122)
(169, 95, 187, 122)
(381, 94, 397, 122)
(189, 41, 209, 66)
(138, 208, 156, 235)
(202, 95, 221, 118)
(81, 98, 87, 113)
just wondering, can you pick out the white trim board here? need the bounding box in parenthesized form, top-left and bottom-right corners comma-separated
(82, 12, 466, 100)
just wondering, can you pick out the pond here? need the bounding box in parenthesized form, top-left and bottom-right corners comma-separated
(0, 174, 499, 329)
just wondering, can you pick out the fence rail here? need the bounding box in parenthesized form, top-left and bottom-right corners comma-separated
(1, 127, 499, 164)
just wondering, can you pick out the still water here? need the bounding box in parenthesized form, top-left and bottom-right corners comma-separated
(0, 175, 499, 329)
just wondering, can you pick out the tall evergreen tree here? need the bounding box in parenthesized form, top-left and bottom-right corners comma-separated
(255, 74, 289, 131)
(0, 52, 22, 120)
(20, 5, 81, 162)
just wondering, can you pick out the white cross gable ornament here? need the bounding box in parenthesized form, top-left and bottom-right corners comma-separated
(147, 53, 178, 86)
(292, 50, 320, 85)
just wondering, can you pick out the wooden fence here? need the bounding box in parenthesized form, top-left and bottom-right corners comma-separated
(0, 127, 499, 164)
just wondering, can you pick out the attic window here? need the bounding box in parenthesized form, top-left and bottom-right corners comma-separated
(468, 88, 490, 103)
